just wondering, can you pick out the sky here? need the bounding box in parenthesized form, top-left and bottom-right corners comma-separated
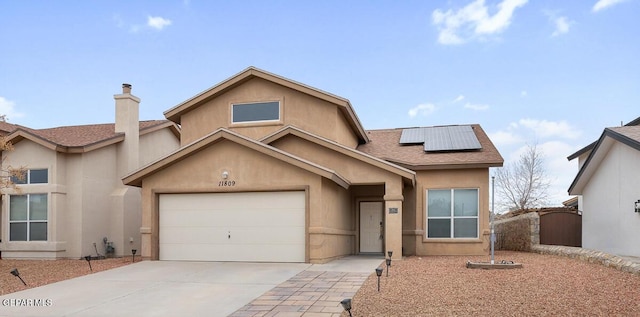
(1, 0, 639, 211)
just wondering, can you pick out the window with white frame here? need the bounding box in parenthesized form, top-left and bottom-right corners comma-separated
(426, 188, 478, 238)
(231, 101, 280, 123)
(9, 194, 48, 241)
(11, 168, 48, 184)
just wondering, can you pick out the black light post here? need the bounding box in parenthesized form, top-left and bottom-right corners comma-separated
(131, 249, 137, 263)
(385, 258, 391, 277)
(10, 268, 27, 286)
(84, 255, 93, 272)
(340, 298, 352, 317)
(387, 250, 393, 259)
(375, 267, 383, 292)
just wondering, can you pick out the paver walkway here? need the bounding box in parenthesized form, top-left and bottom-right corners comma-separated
(229, 270, 370, 317)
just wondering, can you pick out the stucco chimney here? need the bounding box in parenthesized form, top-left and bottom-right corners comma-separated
(114, 83, 140, 175)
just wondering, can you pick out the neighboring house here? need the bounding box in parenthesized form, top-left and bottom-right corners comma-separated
(123, 67, 503, 263)
(568, 117, 640, 257)
(0, 85, 180, 259)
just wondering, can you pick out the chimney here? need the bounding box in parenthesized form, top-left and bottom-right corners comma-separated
(122, 83, 132, 94)
(114, 83, 140, 175)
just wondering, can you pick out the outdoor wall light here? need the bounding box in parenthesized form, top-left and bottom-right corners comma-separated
(132, 249, 137, 263)
(635, 200, 640, 213)
(222, 171, 229, 179)
(84, 255, 93, 272)
(375, 267, 383, 292)
(10, 268, 27, 286)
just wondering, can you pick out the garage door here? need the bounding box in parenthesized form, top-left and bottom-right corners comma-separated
(159, 191, 305, 262)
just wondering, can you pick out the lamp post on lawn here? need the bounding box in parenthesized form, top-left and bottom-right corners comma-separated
(84, 255, 93, 272)
(375, 267, 383, 292)
(340, 298, 352, 317)
(10, 268, 27, 286)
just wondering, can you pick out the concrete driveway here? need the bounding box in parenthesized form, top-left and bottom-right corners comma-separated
(0, 257, 383, 317)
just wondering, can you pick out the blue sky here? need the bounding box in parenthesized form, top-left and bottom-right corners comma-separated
(1, 0, 638, 208)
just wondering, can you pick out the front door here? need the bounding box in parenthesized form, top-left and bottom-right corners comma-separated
(360, 201, 383, 253)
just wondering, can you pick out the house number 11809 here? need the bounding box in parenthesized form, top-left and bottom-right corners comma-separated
(218, 180, 236, 186)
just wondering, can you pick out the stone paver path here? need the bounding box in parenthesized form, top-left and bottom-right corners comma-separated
(229, 270, 369, 317)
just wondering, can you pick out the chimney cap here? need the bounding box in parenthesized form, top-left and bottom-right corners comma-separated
(122, 83, 132, 94)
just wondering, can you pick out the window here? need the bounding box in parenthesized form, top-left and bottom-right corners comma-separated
(426, 189, 478, 238)
(9, 194, 48, 241)
(232, 101, 280, 123)
(11, 169, 48, 184)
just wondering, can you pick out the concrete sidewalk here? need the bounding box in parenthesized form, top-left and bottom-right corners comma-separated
(0, 256, 383, 317)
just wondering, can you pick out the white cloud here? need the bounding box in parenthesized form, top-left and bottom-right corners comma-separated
(453, 95, 465, 103)
(464, 102, 489, 111)
(0, 96, 25, 120)
(147, 16, 172, 30)
(408, 103, 436, 118)
(488, 130, 523, 146)
(432, 0, 528, 45)
(551, 16, 571, 37)
(592, 0, 628, 12)
(517, 118, 581, 139)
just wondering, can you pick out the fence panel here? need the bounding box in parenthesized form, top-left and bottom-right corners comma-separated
(539, 212, 581, 247)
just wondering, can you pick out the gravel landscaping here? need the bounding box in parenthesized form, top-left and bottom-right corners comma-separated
(0, 257, 134, 296)
(342, 251, 640, 316)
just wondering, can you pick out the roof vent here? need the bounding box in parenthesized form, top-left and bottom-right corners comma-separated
(399, 125, 482, 152)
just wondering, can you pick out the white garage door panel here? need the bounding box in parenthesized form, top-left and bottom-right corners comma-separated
(159, 191, 305, 262)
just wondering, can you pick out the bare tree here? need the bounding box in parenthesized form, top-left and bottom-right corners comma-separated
(495, 143, 550, 212)
(0, 135, 26, 189)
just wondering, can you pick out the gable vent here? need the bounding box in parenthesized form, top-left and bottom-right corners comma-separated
(399, 125, 482, 152)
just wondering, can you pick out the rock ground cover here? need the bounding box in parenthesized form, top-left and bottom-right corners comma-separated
(342, 251, 640, 316)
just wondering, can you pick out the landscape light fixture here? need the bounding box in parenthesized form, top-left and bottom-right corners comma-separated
(635, 200, 640, 213)
(84, 255, 93, 272)
(132, 249, 137, 263)
(386, 258, 392, 277)
(10, 268, 27, 286)
(375, 267, 383, 292)
(340, 298, 352, 317)
(387, 250, 393, 258)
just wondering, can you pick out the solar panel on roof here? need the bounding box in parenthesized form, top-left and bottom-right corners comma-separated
(399, 125, 482, 152)
(399, 128, 424, 144)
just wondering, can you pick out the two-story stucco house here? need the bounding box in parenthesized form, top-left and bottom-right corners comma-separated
(568, 117, 640, 257)
(0, 85, 180, 259)
(123, 67, 503, 263)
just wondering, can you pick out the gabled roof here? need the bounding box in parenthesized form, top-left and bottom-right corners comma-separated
(260, 125, 416, 186)
(4, 120, 179, 154)
(357, 124, 503, 170)
(123, 128, 350, 189)
(163, 66, 369, 143)
(567, 116, 640, 161)
(568, 126, 640, 195)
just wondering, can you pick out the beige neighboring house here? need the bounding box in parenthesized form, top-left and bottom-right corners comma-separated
(0, 85, 180, 259)
(123, 67, 503, 263)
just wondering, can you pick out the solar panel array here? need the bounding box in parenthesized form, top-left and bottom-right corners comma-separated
(399, 125, 482, 152)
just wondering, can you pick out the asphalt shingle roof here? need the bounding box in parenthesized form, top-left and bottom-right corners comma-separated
(358, 124, 503, 168)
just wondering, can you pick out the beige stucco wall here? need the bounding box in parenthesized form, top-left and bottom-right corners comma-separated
(138, 139, 357, 262)
(178, 78, 359, 148)
(140, 128, 180, 167)
(0, 126, 178, 259)
(411, 168, 490, 256)
(0, 141, 65, 258)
